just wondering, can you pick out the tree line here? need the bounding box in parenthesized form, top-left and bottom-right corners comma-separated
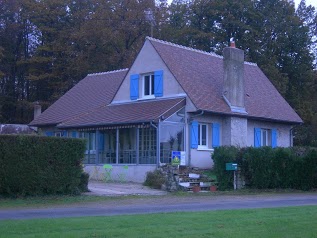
(0, 0, 316, 146)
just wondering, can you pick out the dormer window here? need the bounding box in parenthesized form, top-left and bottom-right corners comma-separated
(130, 70, 163, 100)
(143, 74, 155, 97)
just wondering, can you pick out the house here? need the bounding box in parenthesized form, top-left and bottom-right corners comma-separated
(29, 37, 302, 182)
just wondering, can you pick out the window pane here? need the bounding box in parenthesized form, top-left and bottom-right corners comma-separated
(202, 125, 207, 145)
(144, 75, 150, 95)
(151, 75, 155, 95)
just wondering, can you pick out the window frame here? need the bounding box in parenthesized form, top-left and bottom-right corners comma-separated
(142, 73, 155, 99)
(198, 123, 208, 149)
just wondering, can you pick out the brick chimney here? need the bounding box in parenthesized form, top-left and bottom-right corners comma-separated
(33, 101, 41, 119)
(223, 38, 246, 113)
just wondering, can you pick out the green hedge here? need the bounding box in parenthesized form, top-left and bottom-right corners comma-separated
(213, 146, 317, 191)
(0, 135, 86, 196)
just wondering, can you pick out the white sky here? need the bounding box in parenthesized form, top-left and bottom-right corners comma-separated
(294, 0, 317, 8)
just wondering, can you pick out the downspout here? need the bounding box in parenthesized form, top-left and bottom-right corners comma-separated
(187, 110, 204, 167)
(150, 120, 160, 168)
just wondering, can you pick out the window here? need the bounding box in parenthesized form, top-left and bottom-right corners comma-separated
(198, 124, 208, 147)
(191, 121, 220, 149)
(143, 74, 155, 97)
(254, 128, 277, 148)
(130, 70, 163, 100)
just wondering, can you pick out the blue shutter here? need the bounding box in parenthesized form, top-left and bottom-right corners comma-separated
(271, 129, 277, 148)
(62, 131, 67, 137)
(154, 70, 163, 97)
(254, 128, 261, 147)
(99, 133, 105, 151)
(130, 74, 139, 100)
(191, 121, 198, 149)
(71, 131, 77, 138)
(45, 131, 54, 137)
(212, 123, 220, 148)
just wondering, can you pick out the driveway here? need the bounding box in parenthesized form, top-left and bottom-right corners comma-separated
(87, 181, 167, 196)
(1, 191, 317, 220)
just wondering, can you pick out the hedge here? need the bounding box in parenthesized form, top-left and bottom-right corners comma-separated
(213, 146, 317, 191)
(0, 135, 86, 196)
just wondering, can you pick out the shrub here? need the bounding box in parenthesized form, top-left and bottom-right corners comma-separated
(212, 146, 317, 191)
(212, 146, 239, 190)
(79, 172, 90, 192)
(143, 169, 166, 189)
(0, 135, 86, 196)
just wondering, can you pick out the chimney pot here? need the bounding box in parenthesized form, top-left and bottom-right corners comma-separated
(230, 37, 235, 48)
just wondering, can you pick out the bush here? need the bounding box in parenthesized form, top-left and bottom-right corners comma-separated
(79, 172, 90, 192)
(212, 146, 239, 190)
(0, 135, 86, 196)
(143, 169, 166, 189)
(212, 146, 317, 191)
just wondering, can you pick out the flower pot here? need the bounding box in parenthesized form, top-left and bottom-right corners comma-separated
(210, 185, 217, 192)
(192, 185, 201, 193)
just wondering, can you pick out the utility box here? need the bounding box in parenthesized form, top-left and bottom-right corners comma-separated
(226, 163, 238, 171)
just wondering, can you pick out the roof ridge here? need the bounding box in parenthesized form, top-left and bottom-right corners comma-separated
(146, 36, 257, 66)
(146, 36, 223, 59)
(87, 68, 129, 76)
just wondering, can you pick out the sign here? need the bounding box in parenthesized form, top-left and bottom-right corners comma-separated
(226, 163, 238, 171)
(180, 151, 186, 166)
(171, 151, 181, 165)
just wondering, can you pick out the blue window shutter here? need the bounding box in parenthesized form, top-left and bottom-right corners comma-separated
(191, 121, 198, 149)
(154, 70, 163, 97)
(45, 131, 53, 137)
(71, 131, 77, 138)
(271, 129, 277, 148)
(99, 133, 105, 151)
(212, 123, 220, 148)
(62, 131, 67, 137)
(254, 128, 261, 147)
(130, 74, 139, 100)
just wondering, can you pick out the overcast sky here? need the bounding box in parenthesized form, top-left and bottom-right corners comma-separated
(294, 0, 317, 8)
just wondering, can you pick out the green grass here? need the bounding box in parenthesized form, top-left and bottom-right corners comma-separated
(0, 206, 316, 238)
(0, 195, 118, 209)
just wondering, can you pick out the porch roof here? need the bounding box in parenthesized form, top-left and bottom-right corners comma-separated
(58, 97, 186, 129)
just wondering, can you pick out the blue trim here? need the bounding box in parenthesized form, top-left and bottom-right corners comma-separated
(254, 128, 261, 147)
(45, 131, 54, 137)
(154, 70, 163, 97)
(71, 131, 77, 138)
(212, 123, 220, 148)
(130, 74, 139, 100)
(191, 121, 198, 149)
(272, 129, 277, 148)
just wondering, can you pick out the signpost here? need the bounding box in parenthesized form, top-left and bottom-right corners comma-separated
(226, 163, 238, 190)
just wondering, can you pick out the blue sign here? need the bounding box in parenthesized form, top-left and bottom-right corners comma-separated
(171, 151, 181, 165)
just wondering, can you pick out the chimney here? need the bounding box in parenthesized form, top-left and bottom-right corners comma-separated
(33, 101, 42, 119)
(223, 38, 246, 113)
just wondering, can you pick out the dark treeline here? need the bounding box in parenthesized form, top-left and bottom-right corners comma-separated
(0, 0, 316, 145)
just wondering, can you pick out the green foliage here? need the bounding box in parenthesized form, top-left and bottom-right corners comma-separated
(143, 169, 166, 189)
(78, 172, 90, 192)
(213, 146, 317, 191)
(0, 135, 86, 196)
(212, 146, 239, 190)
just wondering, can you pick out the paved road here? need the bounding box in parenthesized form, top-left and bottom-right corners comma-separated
(1, 193, 317, 220)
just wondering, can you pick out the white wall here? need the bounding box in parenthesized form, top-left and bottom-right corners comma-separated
(84, 164, 157, 183)
(112, 40, 185, 102)
(247, 120, 292, 147)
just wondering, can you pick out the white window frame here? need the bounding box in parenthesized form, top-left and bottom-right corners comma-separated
(142, 73, 155, 99)
(261, 129, 270, 146)
(198, 123, 208, 149)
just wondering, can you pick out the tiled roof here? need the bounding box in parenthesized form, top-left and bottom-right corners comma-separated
(29, 69, 128, 126)
(58, 98, 186, 128)
(148, 37, 302, 123)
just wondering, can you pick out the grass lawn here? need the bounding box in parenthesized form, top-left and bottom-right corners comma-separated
(0, 206, 316, 238)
